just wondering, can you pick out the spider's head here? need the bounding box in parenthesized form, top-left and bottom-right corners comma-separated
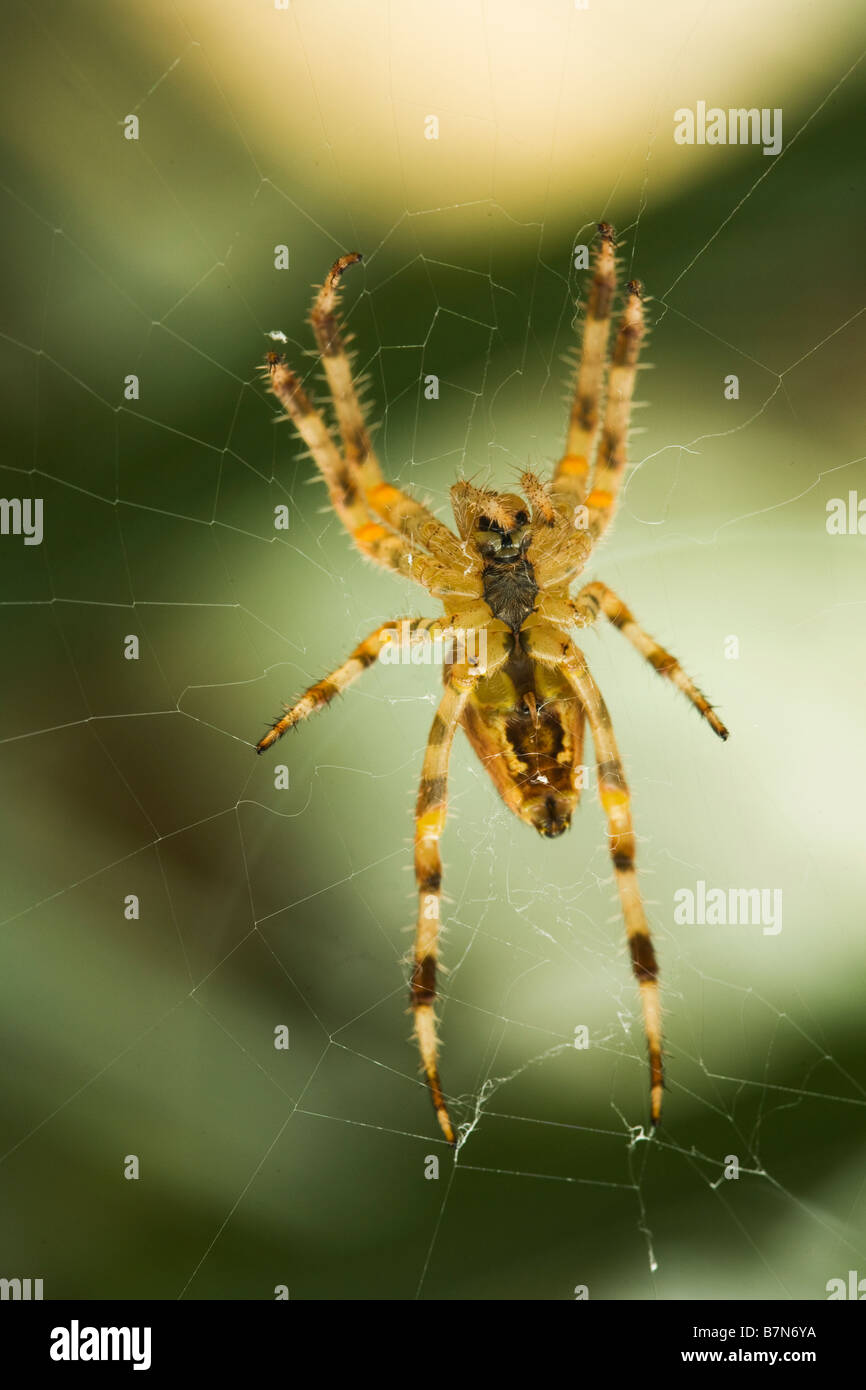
(451, 487, 532, 559)
(474, 504, 532, 561)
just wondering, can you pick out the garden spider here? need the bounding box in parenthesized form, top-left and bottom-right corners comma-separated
(256, 226, 729, 1144)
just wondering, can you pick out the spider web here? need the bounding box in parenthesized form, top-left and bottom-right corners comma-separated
(1, 0, 865, 1301)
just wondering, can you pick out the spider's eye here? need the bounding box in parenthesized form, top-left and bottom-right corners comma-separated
(477, 516, 506, 534)
(513, 509, 529, 527)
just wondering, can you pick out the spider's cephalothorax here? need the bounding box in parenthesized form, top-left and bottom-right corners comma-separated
(255, 230, 729, 1145)
(477, 502, 537, 628)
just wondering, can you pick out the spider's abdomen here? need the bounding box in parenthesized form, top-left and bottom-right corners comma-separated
(459, 644, 584, 838)
(481, 554, 538, 632)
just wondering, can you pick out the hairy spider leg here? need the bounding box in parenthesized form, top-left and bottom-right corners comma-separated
(267, 256, 456, 581)
(299, 254, 466, 567)
(255, 617, 446, 753)
(266, 360, 417, 576)
(411, 633, 510, 1143)
(525, 622, 664, 1127)
(553, 222, 618, 511)
(547, 583, 730, 741)
(585, 280, 646, 543)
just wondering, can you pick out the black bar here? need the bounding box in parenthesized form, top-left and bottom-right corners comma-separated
(2, 1298, 859, 1373)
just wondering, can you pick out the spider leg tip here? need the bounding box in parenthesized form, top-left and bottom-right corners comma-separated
(650, 1081, 664, 1129)
(440, 1118, 457, 1145)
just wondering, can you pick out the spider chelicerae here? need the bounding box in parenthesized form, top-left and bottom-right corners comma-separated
(256, 225, 729, 1144)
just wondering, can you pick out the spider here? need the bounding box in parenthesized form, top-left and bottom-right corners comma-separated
(255, 227, 729, 1144)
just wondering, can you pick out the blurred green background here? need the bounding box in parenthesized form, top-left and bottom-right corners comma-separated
(1, 1, 865, 1300)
